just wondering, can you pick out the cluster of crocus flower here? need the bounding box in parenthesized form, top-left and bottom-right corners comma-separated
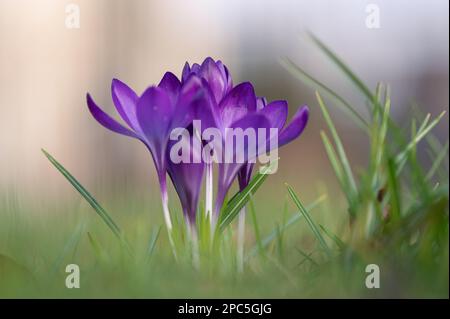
(87, 57, 309, 238)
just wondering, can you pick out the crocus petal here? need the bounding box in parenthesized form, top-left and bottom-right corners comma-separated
(219, 82, 257, 128)
(181, 78, 224, 154)
(236, 98, 277, 192)
(181, 62, 191, 83)
(238, 163, 254, 191)
(167, 136, 204, 223)
(260, 100, 288, 130)
(256, 97, 267, 110)
(168, 163, 204, 223)
(87, 93, 139, 139)
(182, 58, 233, 104)
(197, 78, 221, 129)
(200, 57, 227, 103)
(111, 79, 140, 132)
(229, 113, 271, 161)
(191, 63, 201, 74)
(215, 113, 271, 214)
(158, 72, 181, 105)
(216, 60, 233, 94)
(278, 106, 309, 147)
(179, 73, 204, 100)
(171, 75, 219, 131)
(136, 86, 174, 171)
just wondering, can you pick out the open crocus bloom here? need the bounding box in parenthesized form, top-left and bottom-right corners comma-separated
(237, 97, 310, 191)
(87, 74, 207, 232)
(87, 57, 309, 232)
(166, 125, 205, 225)
(179, 66, 310, 215)
(182, 57, 233, 104)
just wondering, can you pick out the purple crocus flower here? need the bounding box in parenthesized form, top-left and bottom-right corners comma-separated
(238, 97, 310, 190)
(182, 59, 252, 211)
(181, 59, 267, 218)
(213, 83, 272, 216)
(86, 74, 205, 235)
(87, 57, 309, 238)
(180, 58, 234, 221)
(182, 57, 233, 104)
(180, 58, 309, 220)
(214, 83, 310, 216)
(167, 126, 204, 225)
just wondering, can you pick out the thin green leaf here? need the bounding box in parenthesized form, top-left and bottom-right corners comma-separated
(42, 149, 133, 255)
(295, 248, 319, 267)
(87, 232, 108, 261)
(418, 113, 431, 134)
(396, 111, 447, 172)
(370, 89, 391, 190)
(275, 223, 283, 260)
(280, 57, 369, 130)
(386, 158, 402, 221)
(319, 224, 345, 250)
(321, 131, 345, 188)
(316, 92, 357, 195)
(372, 82, 384, 117)
(146, 226, 161, 263)
(248, 196, 265, 259)
(426, 140, 449, 181)
(286, 184, 332, 257)
(51, 217, 87, 273)
(218, 160, 277, 232)
(308, 32, 374, 103)
(426, 131, 447, 160)
(245, 195, 326, 261)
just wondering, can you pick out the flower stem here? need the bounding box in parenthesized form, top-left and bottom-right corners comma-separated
(205, 163, 213, 225)
(159, 173, 178, 261)
(237, 206, 246, 273)
(186, 220, 200, 270)
(213, 183, 226, 221)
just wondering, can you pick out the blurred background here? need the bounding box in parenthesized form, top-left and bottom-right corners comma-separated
(0, 0, 448, 208)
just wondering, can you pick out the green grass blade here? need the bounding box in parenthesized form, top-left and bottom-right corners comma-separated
(426, 131, 447, 161)
(248, 196, 265, 259)
(245, 195, 326, 261)
(295, 248, 319, 267)
(411, 103, 449, 177)
(281, 58, 369, 130)
(396, 111, 447, 171)
(418, 113, 431, 134)
(308, 32, 374, 103)
(316, 92, 357, 195)
(286, 184, 332, 257)
(378, 91, 391, 153)
(407, 127, 432, 201)
(426, 140, 449, 181)
(369, 88, 391, 190)
(51, 217, 87, 273)
(319, 224, 345, 250)
(275, 223, 283, 260)
(372, 82, 384, 117)
(41, 149, 133, 255)
(146, 226, 161, 263)
(303, 34, 404, 144)
(321, 131, 345, 188)
(386, 157, 402, 221)
(87, 232, 108, 262)
(218, 160, 277, 232)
